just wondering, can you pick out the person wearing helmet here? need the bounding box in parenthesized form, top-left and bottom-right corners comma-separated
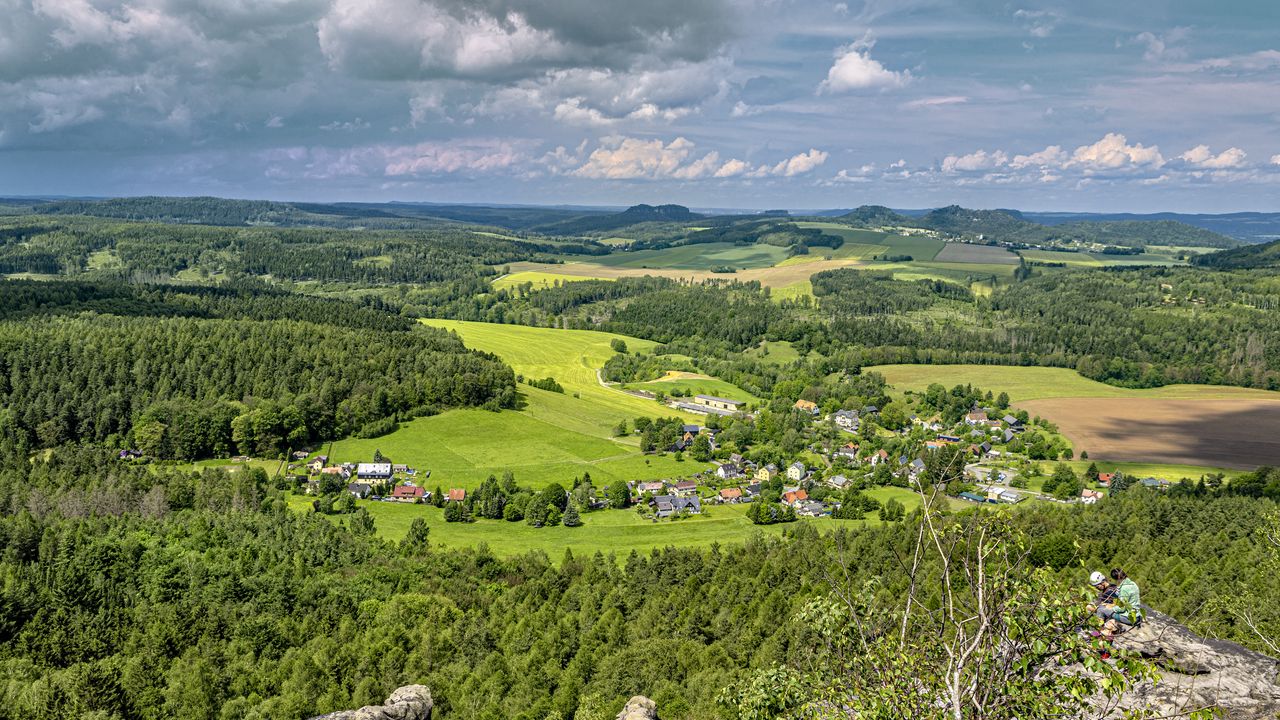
(1096, 568, 1142, 629)
(1086, 570, 1118, 615)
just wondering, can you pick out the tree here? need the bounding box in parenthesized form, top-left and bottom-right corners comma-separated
(444, 501, 466, 522)
(432, 485, 444, 507)
(996, 391, 1010, 409)
(348, 508, 376, 536)
(612, 419, 629, 437)
(1045, 463, 1083, 500)
(562, 502, 582, 527)
(606, 483, 630, 509)
(401, 518, 430, 552)
(525, 501, 547, 527)
(690, 434, 713, 462)
(1084, 462, 1101, 485)
(610, 338, 628, 353)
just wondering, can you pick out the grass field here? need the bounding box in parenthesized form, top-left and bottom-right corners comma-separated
(625, 374, 761, 405)
(1019, 249, 1102, 266)
(328, 322, 709, 489)
(934, 243, 1020, 265)
(492, 270, 606, 292)
(580, 242, 790, 270)
(879, 234, 945, 261)
(287, 495, 842, 558)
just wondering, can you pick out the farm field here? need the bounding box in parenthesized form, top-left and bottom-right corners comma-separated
(492, 270, 606, 292)
(871, 364, 1280, 470)
(1019, 249, 1102, 266)
(329, 322, 709, 488)
(934, 243, 1020, 264)
(625, 372, 762, 405)
(1021, 397, 1280, 470)
(286, 496, 839, 558)
(579, 242, 790, 270)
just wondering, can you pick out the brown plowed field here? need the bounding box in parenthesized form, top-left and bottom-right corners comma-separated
(1020, 397, 1280, 469)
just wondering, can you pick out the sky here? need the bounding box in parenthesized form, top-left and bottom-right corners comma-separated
(1, 0, 1279, 212)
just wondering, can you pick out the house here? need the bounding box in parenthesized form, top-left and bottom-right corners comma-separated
(392, 463, 410, 474)
(964, 411, 989, 426)
(1002, 429, 1015, 443)
(744, 483, 762, 498)
(958, 491, 990, 504)
(118, 449, 142, 460)
(307, 456, 328, 472)
(693, 395, 746, 412)
(1140, 477, 1170, 491)
(832, 446, 859, 462)
(715, 463, 742, 480)
(1081, 488, 1106, 504)
(796, 500, 826, 517)
(653, 495, 702, 518)
(782, 488, 809, 506)
(1003, 414, 1024, 430)
(909, 458, 926, 476)
(827, 474, 851, 489)
(756, 464, 779, 482)
(794, 399, 819, 415)
(937, 434, 961, 443)
(786, 462, 806, 482)
(719, 487, 744, 503)
(232, 455, 251, 463)
(347, 482, 372, 499)
(869, 449, 890, 466)
(832, 409, 859, 430)
(1098, 472, 1116, 487)
(682, 424, 702, 435)
(356, 462, 393, 481)
(675, 401, 737, 417)
(672, 480, 698, 496)
(638, 481, 666, 494)
(320, 466, 351, 480)
(728, 452, 744, 465)
(390, 485, 424, 503)
(447, 488, 466, 502)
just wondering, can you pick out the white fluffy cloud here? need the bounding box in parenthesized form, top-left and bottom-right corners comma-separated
(570, 137, 827, 181)
(1068, 133, 1164, 170)
(1272, 154, 1280, 166)
(819, 38, 910, 93)
(941, 149, 1008, 173)
(1178, 144, 1247, 169)
(1013, 9, 1060, 38)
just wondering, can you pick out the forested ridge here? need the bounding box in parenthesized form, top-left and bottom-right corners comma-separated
(0, 447, 1274, 719)
(0, 280, 517, 459)
(440, 265, 1280, 389)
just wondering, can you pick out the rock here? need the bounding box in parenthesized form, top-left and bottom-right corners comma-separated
(1109, 609, 1280, 719)
(309, 685, 433, 720)
(616, 695, 658, 720)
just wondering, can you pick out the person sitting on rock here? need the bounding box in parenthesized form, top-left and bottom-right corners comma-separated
(1096, 567, 1142, 631)
(1086, 570, 1119, 615)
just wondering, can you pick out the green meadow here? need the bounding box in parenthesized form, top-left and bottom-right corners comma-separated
(492, 270, 606, 292)
(579, 242, 790, 270)
(328, 321, 709, 489)
(625, 374, 762, 405)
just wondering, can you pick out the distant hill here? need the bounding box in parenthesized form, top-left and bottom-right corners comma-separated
(838, 204, 1240, 249)
(1023, 211, 1280, 244)
(531, 204, 700, 235)
(31, 196, 431, 228)
(1191, 238, 1280, 269)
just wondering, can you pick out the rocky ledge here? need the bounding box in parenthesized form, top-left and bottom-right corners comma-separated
(1109, 609, 1280, 719)
(309, 685, 433, 720)
(615, 696, 659, 720)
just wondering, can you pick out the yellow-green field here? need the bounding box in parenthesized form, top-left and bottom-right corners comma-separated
(492, 270, 607, 292)
(328, 322, 708, 489)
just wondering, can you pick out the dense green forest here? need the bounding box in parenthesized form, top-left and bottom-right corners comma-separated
(431, 265, 1280, 389)
(839, 204, 1241, 248)
(0, 280, 516, 459)
(0, 447, 1274, 719)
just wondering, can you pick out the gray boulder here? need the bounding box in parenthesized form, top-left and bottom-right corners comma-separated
(616, 695, 658, 720)
(1111, 609, 1280, 719)
(309, 685, 433, 720)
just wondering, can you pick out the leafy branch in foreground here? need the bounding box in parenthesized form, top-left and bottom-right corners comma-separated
(719, 491, 1162, 720)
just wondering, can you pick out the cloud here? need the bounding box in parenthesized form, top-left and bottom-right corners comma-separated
(316, 0, 732, 82)
(1272, 154, 1280, 166)
(1178, 145, 1247, 169)
(819, 37, 910, 93)
(1068, 132, 1164, 170)
(904, 95, 967, 109)
(1129, 28, 1190, 63)
(571, 136, 826, 181)
(1009, 145, 1067, 168)
(262, 138, 534, 180)
(941, 149, 1008, 173)
(1196, 49, 1280, 73)
(1013, 9, 1060, 38)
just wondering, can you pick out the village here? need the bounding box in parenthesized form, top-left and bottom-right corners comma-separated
(289, 391, 1167, 525)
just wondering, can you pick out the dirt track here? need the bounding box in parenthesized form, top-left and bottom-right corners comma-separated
(1020, 397, 1280, 469)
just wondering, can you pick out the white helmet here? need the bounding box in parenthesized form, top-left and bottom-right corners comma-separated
(1089, 571, 1106, 585)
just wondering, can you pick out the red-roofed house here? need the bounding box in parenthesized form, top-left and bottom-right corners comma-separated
(447, 488, 466, 502)
(782, 489, 809, 506)
(391, 485, 424, 503)
(1098, 472, 1115, 487)
(719, 487, 744, 503)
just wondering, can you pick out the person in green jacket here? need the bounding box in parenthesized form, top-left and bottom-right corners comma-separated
(1096, 567, 1142, 627)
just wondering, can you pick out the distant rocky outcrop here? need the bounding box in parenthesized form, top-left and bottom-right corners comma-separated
(615, 696, 658, 720)
(1106, 609, 1280, 719)
(309, 685, 433, 720)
